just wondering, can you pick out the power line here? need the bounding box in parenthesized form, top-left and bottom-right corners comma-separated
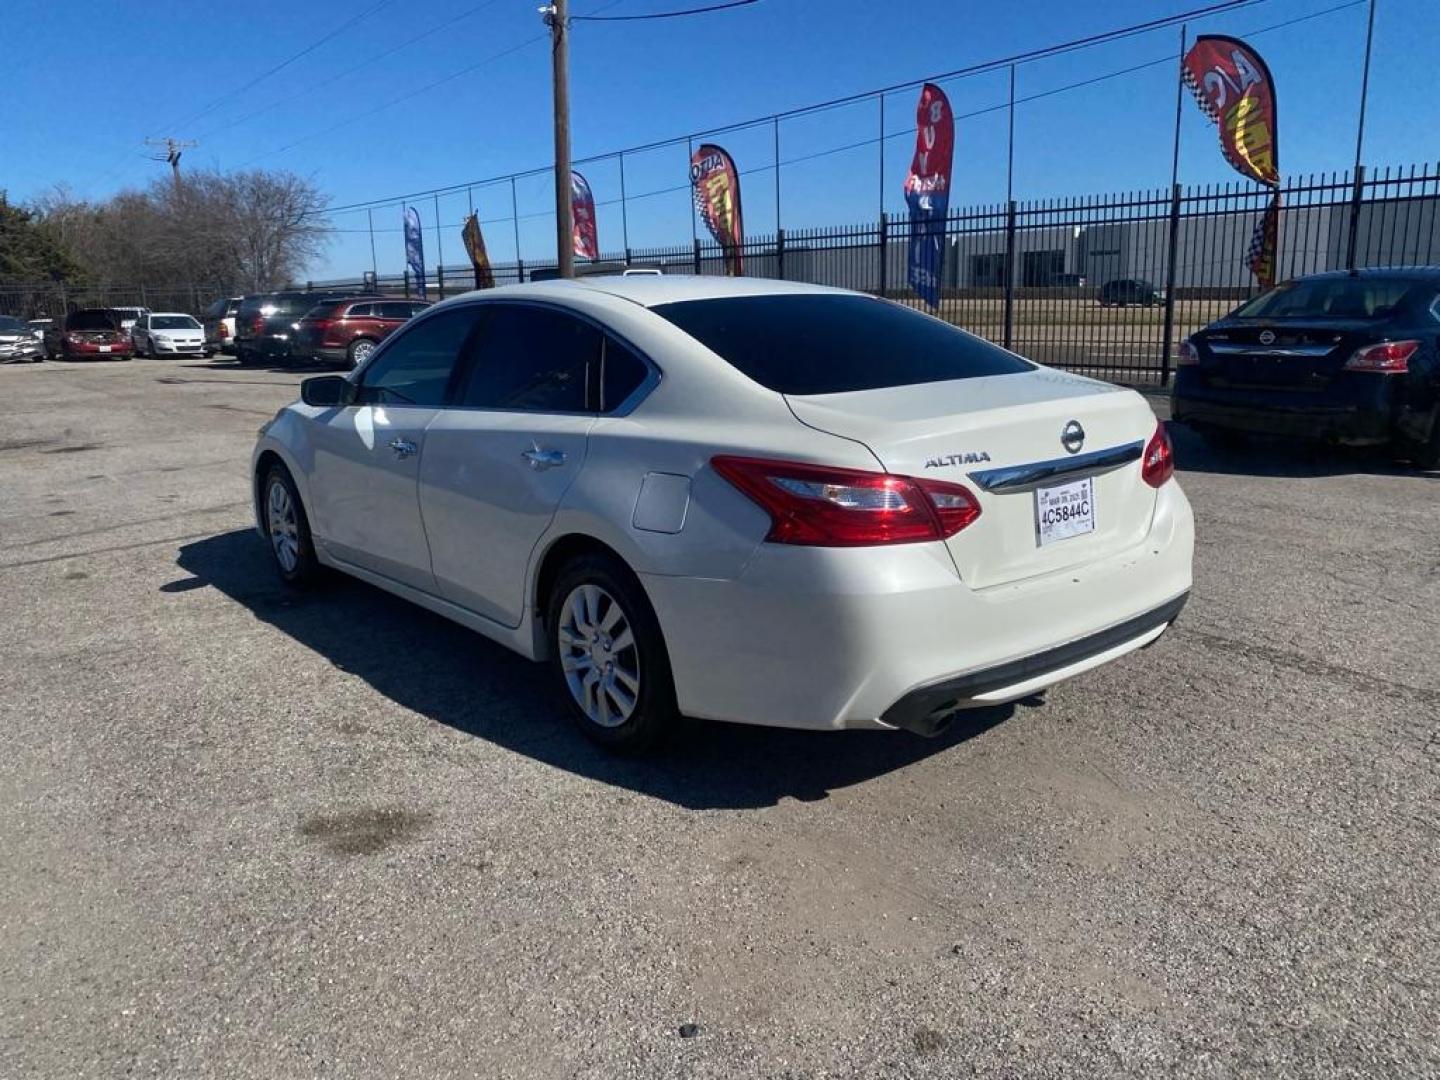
(237, 0, 627, 169)
(312, 0, 1281, 218)
(194, 0, 505, 143)
(572, 0, 757, 20)
(168, 0, 396, 135)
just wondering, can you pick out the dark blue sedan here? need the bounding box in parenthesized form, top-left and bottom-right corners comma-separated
(1172, 269, 1440, 467)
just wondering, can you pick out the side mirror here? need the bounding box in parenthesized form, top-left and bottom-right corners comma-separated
(301, 375, 355, 408)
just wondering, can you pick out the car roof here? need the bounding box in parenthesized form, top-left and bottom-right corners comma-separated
(434, 274, 859, 311)
(1286, 267, 1440, 283)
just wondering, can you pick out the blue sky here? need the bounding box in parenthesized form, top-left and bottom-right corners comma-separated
(3, 0, 1434, 278)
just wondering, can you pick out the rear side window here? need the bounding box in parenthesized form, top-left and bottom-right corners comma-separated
(1235, 278, 1418, 320)
(204, 299, 225, 317)
(651, 294, 1032, 395)
(456, 304, 598, 412)
(601, 337, 650, 411)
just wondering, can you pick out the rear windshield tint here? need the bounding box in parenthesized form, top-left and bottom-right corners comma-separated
(1234, 278, 1419, 320)
(650, 294, 1032, 395)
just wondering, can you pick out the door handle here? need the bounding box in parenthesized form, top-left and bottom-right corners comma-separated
(522, 446, 567, 470)
(388, 437, 418, 459)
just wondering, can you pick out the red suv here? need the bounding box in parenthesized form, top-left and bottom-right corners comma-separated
(292, 297, 431, 368)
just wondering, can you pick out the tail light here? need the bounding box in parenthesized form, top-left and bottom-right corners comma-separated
(711, 456, 981, 547)
(1141, 423, 1175, 488)
(218, 323, 230, 338)
(1343, 339, 1418, 373)
(65, 332, 84, 345)
(250, 315, 265, 336)
(1177, 338, 1200, 366)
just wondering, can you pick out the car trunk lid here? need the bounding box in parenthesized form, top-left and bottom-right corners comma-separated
(1194, 320, 1373, 391)
(785, 370, 1162, 588)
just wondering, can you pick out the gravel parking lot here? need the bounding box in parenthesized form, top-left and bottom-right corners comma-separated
(2, 356, 1436, 1078)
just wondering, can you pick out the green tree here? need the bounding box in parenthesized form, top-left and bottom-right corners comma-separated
(0, 192, 82, 284)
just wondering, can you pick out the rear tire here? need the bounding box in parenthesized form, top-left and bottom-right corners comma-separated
(1410, 413, 1440, 470)
(347, 338, 377, 369)
(546, 552, 677, 753)
(261, 465, 321, 588)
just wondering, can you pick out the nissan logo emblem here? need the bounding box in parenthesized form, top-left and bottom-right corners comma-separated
(1259, 330, 1276, 345)
(1061, 420, 1085, 455)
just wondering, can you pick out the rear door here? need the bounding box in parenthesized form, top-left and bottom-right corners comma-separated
(306, 306, 483, 590)
(419, 302, 599, 626)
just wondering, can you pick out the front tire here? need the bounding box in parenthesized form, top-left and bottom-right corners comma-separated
(262, 465, 321, 588)
(546, 553, 677, 752)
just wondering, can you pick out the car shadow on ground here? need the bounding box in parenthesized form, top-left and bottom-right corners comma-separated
(179, 357, 347, 375)
(1167, 420, 1438, 480)
(172, 529, 1019, 810)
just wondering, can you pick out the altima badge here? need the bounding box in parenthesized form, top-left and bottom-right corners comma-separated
(1061, 420, 1085, 454)
(924, 451, 992, 468)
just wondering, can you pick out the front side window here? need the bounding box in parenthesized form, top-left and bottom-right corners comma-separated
(455, 304, 599, 412)
(652, 294, 1032, 396)
(358, 307, 481, 407)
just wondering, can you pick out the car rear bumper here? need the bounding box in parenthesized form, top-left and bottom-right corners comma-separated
(1172, 393, 1393, 444)
(63, 344, 132, 358)
(641, 480, 1194, 733)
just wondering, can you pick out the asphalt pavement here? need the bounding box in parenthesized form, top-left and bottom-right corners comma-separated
(1, 356, 1436, 1078)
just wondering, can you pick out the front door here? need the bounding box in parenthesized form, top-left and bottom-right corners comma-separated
(306, 305, 482, 592)
(419, 302, 601, 626)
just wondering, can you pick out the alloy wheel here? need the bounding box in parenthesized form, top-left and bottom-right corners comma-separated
(266, 479, 300, 574)
(557, 583, 640, 728)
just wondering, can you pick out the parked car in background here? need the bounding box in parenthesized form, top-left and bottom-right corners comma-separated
(1050, 273, 1087, 288)
(0, 316, 45, 363)
(27, 318, 58, 358)
(1173, 268, 1440, 467)
(61, 309, 132, 359)
(234, 292, 355, 366)
(1098, 279, 1162, 307)
(202, 296, 243, 354)
(253, 277, 1192, 752)
(111, 306, 150, 333)
(131, 312, 209, 358)
(292, 297, 431, 367)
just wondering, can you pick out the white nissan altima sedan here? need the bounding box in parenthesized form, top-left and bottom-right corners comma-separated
(252, 276, 1193, 750)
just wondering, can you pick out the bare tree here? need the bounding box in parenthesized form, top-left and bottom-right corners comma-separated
(28, 168, 331, 292)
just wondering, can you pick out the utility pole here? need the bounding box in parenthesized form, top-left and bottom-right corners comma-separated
(543, 0, 574, 278)
(145, 137, 197, 191)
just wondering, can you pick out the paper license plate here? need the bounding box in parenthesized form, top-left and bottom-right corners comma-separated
(1035, 477, 1095, 546)
(98, 345, 111, 353)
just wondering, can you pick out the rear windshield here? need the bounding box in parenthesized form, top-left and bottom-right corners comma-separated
(1234, 278, 1419, 320)
(152, 315, 200, 329)
(0, 316, 28, 333)
(651, 294, 1033, 395)
(66, 310, 119, 330)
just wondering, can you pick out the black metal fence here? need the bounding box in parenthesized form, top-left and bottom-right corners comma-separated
(6, 162, 1439, 385)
